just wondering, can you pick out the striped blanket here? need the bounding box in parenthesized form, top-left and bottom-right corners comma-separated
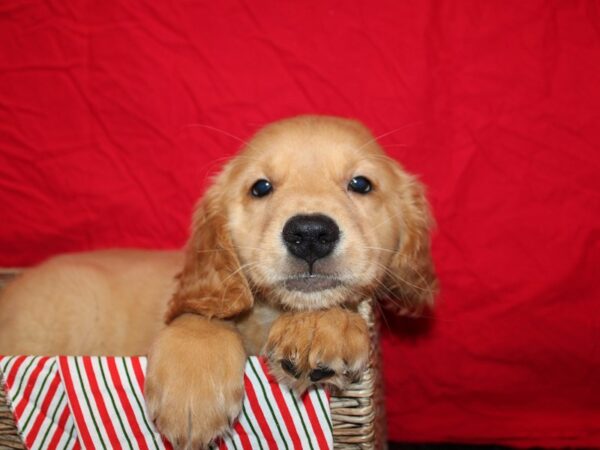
(0, 356, 332, 450)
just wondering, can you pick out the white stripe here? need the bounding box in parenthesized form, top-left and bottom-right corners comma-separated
(284, 387, 317, 449)
(97, 357, 138, 444)
(51, 380, 75, 449)
(246, 358, 293, 448)
(2, 356, 23, 378)
(121, 357, 165, 449)
(0, 355, 19, 377)
(69, 357, 112, 448)
(218, 432, 232, 450)
(30, 370, 68, 449)
(230, 428, 246, 450)
(138, 356, 148, 373)
(19, 358, 55, 437)
(53, 358, 79, 449)
(216, 423, 243, 450)
(36, 401, 70, 450)
(136, 355, 165, 437)
(116, 357, 163, 450)
(294, 388, 321, 449)
(53, 409, 77, 450)
(10, 356, 41, 407)
(308, 388, 332, 448)
(65, 413, 80, 449)
(315, 389, 332, 431)
(238, 403, 265, 450)
(92, 357, 136, 449)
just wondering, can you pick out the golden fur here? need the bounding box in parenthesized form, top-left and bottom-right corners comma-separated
(0, 115, 437, 449)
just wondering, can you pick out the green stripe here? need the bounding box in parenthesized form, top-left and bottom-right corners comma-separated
(99, 358, 134, 450)
(229, 434, 240, 450)
(288, 388, 314, 450)
(74, 357, 107, 449)
(67, 418, 77, 448)
(37, 390, 66, 449)
(0, 355, 16, 376)
(0, 356, 16, 391)
(13, 356, 38, 400)
(21, 360, 56, 431)
(241, 406, 264, 450)
(119, 357, 160, 450)
(315, 389, 332, 433)
(248, 359, 289, 450)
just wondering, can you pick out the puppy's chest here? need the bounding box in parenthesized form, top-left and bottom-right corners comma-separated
(235, 302, 281, 355)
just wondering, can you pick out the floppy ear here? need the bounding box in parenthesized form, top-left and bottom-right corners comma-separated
(381, 169, 438, 315)
(165, 182, 253, 323)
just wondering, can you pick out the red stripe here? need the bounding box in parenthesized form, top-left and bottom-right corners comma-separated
(106, 357, 150, 450)
(133, 358, 175, 449)
(14, 357, 49, 418)
(82, 356, 123, 449)
(130, 357, 146, 393)
(58, 357, 94, 448)
(24, 372, 62, 447)
(47, 405, 72, 450)
(302, 391, 329, 450)
(216, 436, 228, 450)
(258, 358, 303, 450)
(232, 418, 253, 450)
(161, 435, 174, 450)
(5, 355, 26, 388)
(130, 358, 174, 449)
(243, 374, 278, 450)
(72, 438, 81, 450)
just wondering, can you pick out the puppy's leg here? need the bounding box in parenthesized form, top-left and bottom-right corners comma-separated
(145, 314, 246, 449)
(265, 308, 370, 392)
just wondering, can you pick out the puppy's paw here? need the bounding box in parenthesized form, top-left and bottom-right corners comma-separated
(265, 308, 370, 392)
(145, 315, 246, 449)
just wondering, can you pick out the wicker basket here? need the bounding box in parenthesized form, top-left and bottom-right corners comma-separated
(0, 269, 386, 450)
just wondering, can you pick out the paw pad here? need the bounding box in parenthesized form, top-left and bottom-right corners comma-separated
(280, 359, 300, 378)
(309, 366, 335, 382)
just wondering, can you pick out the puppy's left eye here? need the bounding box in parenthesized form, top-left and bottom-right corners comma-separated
(348, 176, 373, 194)
(251, 179, 273, 197)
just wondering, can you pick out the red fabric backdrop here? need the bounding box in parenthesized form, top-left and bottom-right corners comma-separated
(1, 1, 599, 447)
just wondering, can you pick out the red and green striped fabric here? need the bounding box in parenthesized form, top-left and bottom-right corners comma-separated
(0, 356, 332, 450)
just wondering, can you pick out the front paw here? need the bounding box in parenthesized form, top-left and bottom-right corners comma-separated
(264, 308, 370, 392)
(145, 315, 246, 449)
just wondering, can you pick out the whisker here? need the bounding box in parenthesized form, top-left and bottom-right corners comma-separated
(370, 260, 432, 294)
(222, 261, 262, 286)
(354, 121, 424, 153)
(180, 123, 258, 152)
(193, 244, 265, 255)
(218, 261, 265, 306)
(371, 211, 404, 231)
(342, 286, 393, 331)
(361, 246, 398, 254)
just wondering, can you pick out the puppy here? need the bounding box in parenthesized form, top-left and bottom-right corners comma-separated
(0, 115, 437, 448)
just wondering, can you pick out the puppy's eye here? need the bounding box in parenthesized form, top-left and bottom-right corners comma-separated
(251, 179, 273, 197)
(348, 176, 372, 194)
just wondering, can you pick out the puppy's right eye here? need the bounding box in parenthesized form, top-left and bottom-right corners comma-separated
(251, 179, 273, 197)
(348, 176, 373, 194)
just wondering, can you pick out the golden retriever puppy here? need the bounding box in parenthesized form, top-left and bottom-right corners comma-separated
(0, 115, 437, 448)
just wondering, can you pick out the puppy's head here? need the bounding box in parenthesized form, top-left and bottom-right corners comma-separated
(166, 115, 436, 321)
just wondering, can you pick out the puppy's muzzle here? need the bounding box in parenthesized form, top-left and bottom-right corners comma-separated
(282, 214, 340, 267)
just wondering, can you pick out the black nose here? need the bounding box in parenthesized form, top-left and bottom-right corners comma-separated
(282, 214, 340, 266)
